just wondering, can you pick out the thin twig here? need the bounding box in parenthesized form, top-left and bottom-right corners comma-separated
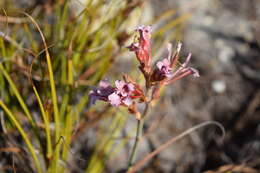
(0, 15, 28, 23)
(127, 121, 225, 173)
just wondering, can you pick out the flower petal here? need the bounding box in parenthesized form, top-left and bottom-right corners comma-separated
(156, 61, 164, 70)
(190, 67, 200, 77)
(162, 58, 170, 66)
(127, 83, 135, 92)
(166, 43, 172, 60)
(122, 97, 132, 106)
(99, 79, 111, 88)
(108, 93, 121, 107)
(115, 80, 125, 90)
(182, 53, 192, 67)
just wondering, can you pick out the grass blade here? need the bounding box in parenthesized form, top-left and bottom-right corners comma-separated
(0, 100, 42, 173)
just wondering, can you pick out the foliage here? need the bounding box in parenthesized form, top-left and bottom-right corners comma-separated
(0, 0, 188, 172)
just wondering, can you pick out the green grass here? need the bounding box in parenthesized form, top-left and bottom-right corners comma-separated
(0, 0, 187, 172)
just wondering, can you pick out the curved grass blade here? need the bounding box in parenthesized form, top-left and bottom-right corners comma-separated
(0, 100, 42, 173)
(22, 12, 61, 172)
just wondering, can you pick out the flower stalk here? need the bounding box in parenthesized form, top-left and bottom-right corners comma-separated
(127, 99, 150, 171)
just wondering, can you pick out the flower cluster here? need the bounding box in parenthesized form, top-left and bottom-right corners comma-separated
(127, 26, 199, 100)
(89, 77, 145, 107)
(89, 25, 199, 117)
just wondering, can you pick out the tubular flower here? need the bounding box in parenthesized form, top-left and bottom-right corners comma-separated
(150, 42, 200, 101)
(127, 25, 152, 75)
(151, 42, 199, 85)
(165, 53, 200, 85)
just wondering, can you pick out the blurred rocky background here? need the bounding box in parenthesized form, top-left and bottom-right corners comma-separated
(148, 0, 260, 172)
(1, 0, 260, 173)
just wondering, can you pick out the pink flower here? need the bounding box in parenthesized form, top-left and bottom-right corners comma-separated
(89, 79, 144, 107)
(151, 43, 199, 84)
(109, 80, 135, 107)
(115, 80, 135, 97)
(156, 58, 172, 77)
(108, 93, 121, 107)
(165, 53, 200, 85)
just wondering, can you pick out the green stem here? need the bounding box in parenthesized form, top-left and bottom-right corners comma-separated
(32, 86, 52, 159)
(127, 102, 149, 171)
(0, 64, 35, 128)
(0, 64, 43, 151)
(22, 13, 60, 172)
